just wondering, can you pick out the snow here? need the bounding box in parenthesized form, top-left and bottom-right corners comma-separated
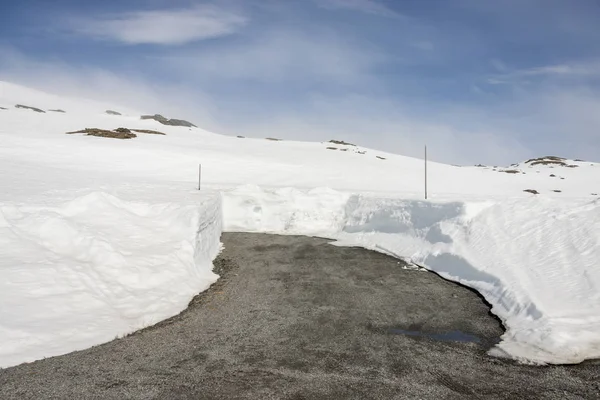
(0, 189, 221, 368)
(2, 81, 600, 366)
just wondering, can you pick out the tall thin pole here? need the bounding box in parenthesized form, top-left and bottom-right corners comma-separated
(198, 164, 202, 191)
(424, 145, 428, 200)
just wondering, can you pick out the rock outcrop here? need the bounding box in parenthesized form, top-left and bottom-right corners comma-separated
(140, 114, 196, 127)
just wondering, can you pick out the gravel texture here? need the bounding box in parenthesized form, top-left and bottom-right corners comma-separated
(1, 233, 598, 399)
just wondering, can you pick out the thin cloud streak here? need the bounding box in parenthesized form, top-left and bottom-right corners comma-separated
(488, 60, 600, 85)
(314, 0, 399, 17)
(68, 5, 247, 45)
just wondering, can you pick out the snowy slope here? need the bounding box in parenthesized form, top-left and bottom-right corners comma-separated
(1, 81, 600, 366)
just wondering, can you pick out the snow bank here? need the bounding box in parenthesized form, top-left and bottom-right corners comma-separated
(223, 185, 600, 364)
(0, 191, 222, 368)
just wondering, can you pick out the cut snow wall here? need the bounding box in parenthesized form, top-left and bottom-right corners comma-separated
(223, 185, 600, 365)
(0, 190, 222, 368)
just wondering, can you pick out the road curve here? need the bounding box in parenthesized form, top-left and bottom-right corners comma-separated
(0, 233, 598, 399)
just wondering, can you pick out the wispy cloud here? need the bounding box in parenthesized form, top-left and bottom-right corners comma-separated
(68, 5, 247, 45)
(315, 0, 399, 17)
(0, 46, 217, 124)
(488, 60, 600, 84)
(160, 28, 387, 85)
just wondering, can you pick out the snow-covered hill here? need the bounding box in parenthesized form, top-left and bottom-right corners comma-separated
(1, 81, 600, 367)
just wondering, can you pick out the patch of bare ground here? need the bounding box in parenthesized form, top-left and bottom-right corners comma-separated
(66, 127, 167, 139)
(15, 104, 45, 113)
(329, 139, 356, 146)
(524, 189, 539, 195)
(131, 129, 166, 135)
(66, 128, 137, 139)
(525, 156, 579, 168)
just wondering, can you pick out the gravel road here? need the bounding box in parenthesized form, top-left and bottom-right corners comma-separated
(1, 233, 598, 399)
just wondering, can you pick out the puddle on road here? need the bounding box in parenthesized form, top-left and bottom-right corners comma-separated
(388, 329, 482, 343)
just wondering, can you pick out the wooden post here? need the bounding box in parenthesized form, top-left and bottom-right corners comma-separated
(198, 164, 202, 191)
(424, 145, 428, 200)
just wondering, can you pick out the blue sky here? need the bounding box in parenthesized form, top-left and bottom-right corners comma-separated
(2, 0, 600, 164)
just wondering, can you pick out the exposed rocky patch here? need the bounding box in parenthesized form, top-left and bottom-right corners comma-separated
(131, 129, 166, 135)
(265, 137, 282, 141)
(15, 104, 45, 113)
(140, 114, 196, 128)
(48, 109, 66, 113)
(326, 147, 337, 150)
(66, 127, 167, 139)
(329, 139, 356, 146)
(0, 107, 8, 110)
(106, 110, 122, 116)
(501, 169, 521, 174)
(67, 128, 137, 139)
(523, 189, 539, 195)
(553, 190, 562, 193)
(376, 156, 386, 160)
(524, 156, 579, 168)
(237, 135, 245, 138)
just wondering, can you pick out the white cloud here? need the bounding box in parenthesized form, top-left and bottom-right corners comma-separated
(315, 0, 399, 17)
(68, 5, 246, 45)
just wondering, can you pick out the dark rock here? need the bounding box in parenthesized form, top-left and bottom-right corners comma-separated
(265, 137, 282, 141)
(376, 156, 386, 160)
(329, 139, 356, 146)
(553, 190, 562, 193)
(15, 104, 45, 113)
(106, 110, 122, 116)
(523, 189, 539, 195)
(49, 109, 66, 113)
(168, 118, 196, 127)
(0, 107, 8, 110)
(237, 135, 245, 138)
(131, 129, 166, 135)
(66, 128, 137, 139)
(140, 114, 196, 127)
(326, 147, 337, 150)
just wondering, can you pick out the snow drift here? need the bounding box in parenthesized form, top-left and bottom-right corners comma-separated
(223, 185, 600, 364)
(0, 191, 222, 368)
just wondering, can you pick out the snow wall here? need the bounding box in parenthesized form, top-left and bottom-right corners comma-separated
(0, 191, 222, 368)
(223, 185, 600, 365)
